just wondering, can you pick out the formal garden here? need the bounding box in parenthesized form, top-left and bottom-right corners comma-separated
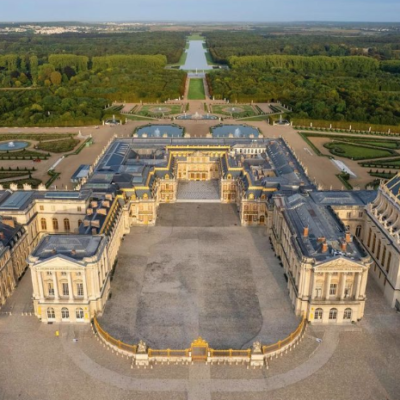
(188, 79, 205, 100)
(137, 104, 184, 118)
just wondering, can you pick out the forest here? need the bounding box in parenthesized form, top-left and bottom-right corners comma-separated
(207, 52, 400, 126)
(0, 43, 186, 126)
(204, 31, 400, 64)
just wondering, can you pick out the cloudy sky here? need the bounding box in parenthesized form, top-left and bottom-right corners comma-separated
(2, 0, 400, 22)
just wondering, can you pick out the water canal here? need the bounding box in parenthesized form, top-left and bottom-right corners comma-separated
(180, 39, 213, 71)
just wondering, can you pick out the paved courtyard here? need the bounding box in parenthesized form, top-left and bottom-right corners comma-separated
(99, 203, 299, 349)
(177, 180, 220, 202)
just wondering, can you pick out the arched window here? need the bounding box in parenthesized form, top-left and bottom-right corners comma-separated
(315, 308, 323, 320)
(61, 308, 69, 320)
(76, 308, 84, 320)
(343, 308, 352, 320)
(329, 308, 338, 320)
(356, 225, 362, 237)
(52, 218, 59, 231)
(40, 218, 47, 230)
(47, 307, 55, 320)
(64, 218, 70, 232)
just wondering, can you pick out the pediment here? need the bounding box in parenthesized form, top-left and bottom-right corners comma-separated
(33, 255, 85, 270)
(314, 256, 366, 272)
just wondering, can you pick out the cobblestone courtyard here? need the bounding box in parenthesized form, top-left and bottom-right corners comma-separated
(100, 203, 299, 349)
(1, 205, 400, 399)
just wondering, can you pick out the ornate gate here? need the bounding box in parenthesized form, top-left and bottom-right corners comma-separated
(191, 337, 209, 362)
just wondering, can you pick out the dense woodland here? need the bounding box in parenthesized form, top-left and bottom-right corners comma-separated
(0, 33, 187, 126)
(205, 32, 400, 126)
(204, 31, 400, 64)
(2, 30, 400, 126)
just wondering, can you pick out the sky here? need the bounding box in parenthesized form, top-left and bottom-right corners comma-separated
(2, 0, 400, 23)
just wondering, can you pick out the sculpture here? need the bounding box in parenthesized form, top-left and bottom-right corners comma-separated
(252, 341, 262, 354)
(137, 340, 147, 353)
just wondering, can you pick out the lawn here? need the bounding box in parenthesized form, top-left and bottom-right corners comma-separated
(0, 149, 48, 159)
(36, 138, 80, 153)
(361, 158, 400, 168)
(211, 104, 257, 118)
(187, 34, 204, 40)
(324, 142, 395, 160)
(138, 104, 183, 116)
(188, 79, 205, 100)
(0, 133, 75, 142)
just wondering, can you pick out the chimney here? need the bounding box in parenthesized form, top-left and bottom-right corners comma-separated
(71, 249, 76, 256)
(317, 237, 326, 243)
(346, 232, 352, 243)
(0, 232, 4, 240)
(341, 241, 347, 252)
(303, 226, 309, 238)
(322, 242, 328, 253)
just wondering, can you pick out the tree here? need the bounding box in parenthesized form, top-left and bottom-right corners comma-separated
(50, 71, 62, 86)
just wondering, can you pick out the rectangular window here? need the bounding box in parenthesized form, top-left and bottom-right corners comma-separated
(377, 240, 381, 259)
(372, 234, 377, 253)
(77, 206, 82, 212)
(367, 228, 372, 247)
(39, 205, 44, 211)
(48, 283, 54, 296)
(387, 252, 392, 273)
(347, 212, 351, 218)
(62, 283, 69, 296)
(315, 287, 322, 298)
(77, 283, 84, 297)
(359, 212, 363, 218)
(61, 272, 67, 276)
(329, 284, 337, 296)
(381, 247, 386, 266)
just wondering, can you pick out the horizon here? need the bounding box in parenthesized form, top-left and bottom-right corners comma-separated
(3, 0, 400, 23)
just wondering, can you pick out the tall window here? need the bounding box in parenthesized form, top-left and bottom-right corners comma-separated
(381, 246, 387, 266)
(387, 252, 392, 273)
(76, 308, 84, 320)
(329, 284, 337, 296)
(315, 286, 322, 298)
(61, 308, 70, 320)
(47, 282, 54, 296)
(315, 308, 323, 320)
(343, 308, 352, 320)
(64, 218, 70, 232)
(329, 308, 338, 320)
(47, 307, 55, 319)
(356, 225, 362, 237)
(377, 240, 381, 259)
(62, 283, 69, 296)
(40, 218, 47, 230)
(77, 283, 84, 297)
(372, 234, 376, 253)
(346, 212, 351, 218)
(367, 228, 372, 247)
(52, 218, 59, 231)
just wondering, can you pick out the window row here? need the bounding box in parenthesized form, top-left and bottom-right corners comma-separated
(367, 228, 392, 273)
(314, 308, 352, 321)
(39, 205, 82, 212)
(47, 307, 84, 320)
(40, 218, 83, 232)
(46, 282, 84, 297)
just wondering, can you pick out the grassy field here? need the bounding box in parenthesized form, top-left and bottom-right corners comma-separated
(188, 79, 205, 100)
(324, 142, 395, 160)
(211, 104, 257, 118)
(187, 34, 204, 40)
(139, 104, 183, 116)
(37, 138, 80, 153)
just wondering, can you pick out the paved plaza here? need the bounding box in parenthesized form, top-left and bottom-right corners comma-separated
(99, 203, 298, 349)
(177, 180, 220, 202)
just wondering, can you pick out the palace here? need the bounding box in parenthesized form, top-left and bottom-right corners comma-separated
(1, 136, 397, 325)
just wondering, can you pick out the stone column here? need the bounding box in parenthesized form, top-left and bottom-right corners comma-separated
(311, 272, 317, 299)
(52, 272, 59, 300)
(38, 271, 45, 300)
(82, 271, 88, 301)
(340, 273, 347, 300)
(360, 270, 368, 299)
(355, 273, 362, 299)
(324, 273, 332, 299)
(67, 272, 73, 300)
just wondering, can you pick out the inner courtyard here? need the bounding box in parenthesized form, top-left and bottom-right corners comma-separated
(99, 203, 299, 349)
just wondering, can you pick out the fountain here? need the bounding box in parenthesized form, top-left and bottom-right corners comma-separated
(154, 128, 161, 137)
(234, 128, 242, 138)
(8, 142, 15, 148)
(0, 140, 29, 151)
(194, 112, 201, 119)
